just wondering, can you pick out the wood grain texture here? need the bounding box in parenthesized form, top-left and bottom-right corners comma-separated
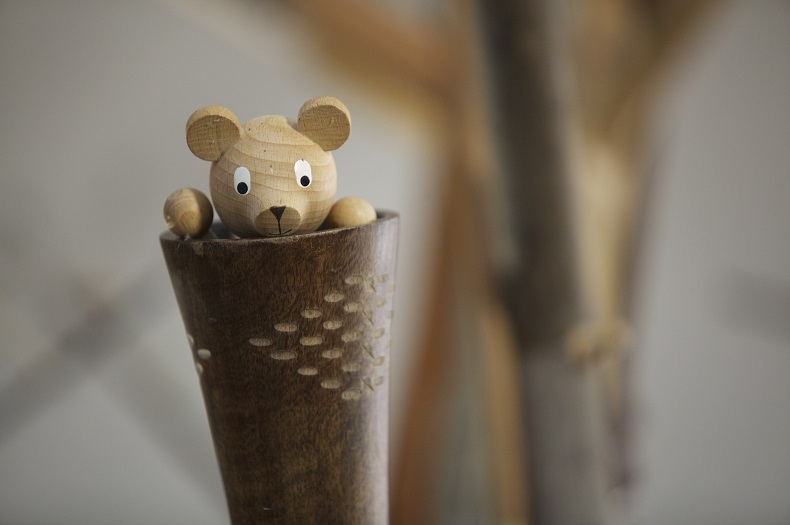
(186, 106, 243, 162)
(208, 114, 338, 237)
(297, 96, 351, 151)
(182, 99, 351, 238)
(160, 212, 399, 525)
(326, 196, 377, 228)
(163, 187, 214, 238)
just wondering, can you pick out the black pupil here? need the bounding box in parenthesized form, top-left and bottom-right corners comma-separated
(300, 176, 310, 187)
(237, 182, 248, 194)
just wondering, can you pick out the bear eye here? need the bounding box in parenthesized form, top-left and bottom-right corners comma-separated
(233, 166, 251, 195)
(294, 159, 312, 188)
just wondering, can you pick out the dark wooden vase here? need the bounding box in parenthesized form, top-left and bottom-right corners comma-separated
(160, 212, 399, 525)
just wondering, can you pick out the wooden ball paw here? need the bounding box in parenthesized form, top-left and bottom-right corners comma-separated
(326, 196, 377, 228)
(164, 188, 213, 238)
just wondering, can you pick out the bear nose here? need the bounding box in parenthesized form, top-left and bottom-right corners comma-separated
(255, 206, 301, 236)
(270, 206, 286, 221)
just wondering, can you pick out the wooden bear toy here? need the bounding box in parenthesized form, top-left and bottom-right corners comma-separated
(164, 96, 375, 238)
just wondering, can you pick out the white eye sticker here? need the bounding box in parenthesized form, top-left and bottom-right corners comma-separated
(294, 159, 312, 188)
(234, 166, 251, 195)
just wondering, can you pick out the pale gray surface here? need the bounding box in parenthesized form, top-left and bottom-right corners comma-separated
(632, 1, 790, 523)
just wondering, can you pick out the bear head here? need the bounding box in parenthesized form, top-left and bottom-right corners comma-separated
(186, 96, 350, 237)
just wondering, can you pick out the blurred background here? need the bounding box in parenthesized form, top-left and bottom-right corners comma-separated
(0, 0, 787, 524)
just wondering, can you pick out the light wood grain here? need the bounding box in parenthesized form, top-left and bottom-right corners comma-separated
(163, 187, 214, 238)
(174, 98, 356, 238)
(326, 196, 376, 228)
(186, 106, 243, 161)
(297, 96, 351, 151)
(207, 113, 338, 237)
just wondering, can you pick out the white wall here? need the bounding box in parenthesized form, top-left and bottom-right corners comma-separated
(632, 1, 790, 523)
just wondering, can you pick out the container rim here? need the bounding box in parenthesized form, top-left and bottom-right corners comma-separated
(160, 210, 398, 246)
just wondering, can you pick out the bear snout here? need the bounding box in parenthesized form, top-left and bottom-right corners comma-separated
(254, 206, 302, 236)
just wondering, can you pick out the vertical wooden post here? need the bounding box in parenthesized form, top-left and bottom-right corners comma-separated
(475, 1, 612, 523)
(160, 213, 399, 525)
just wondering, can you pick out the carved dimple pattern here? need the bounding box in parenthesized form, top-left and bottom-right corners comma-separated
(186, 332, 210, 378)
(243, 273, 392, 401)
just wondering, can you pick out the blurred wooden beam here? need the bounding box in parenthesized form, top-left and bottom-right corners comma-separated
(477, 0, 582, 347)
(281, 0, 455, 96)
(573, 0, 719, 140)
(476, 1, 719, 523)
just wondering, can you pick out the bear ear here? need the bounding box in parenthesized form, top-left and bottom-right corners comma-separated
(186, 106, 242, 161)
(297, 96, 351, 151)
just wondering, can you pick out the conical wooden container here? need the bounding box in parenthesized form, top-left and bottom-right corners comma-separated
(160, 212, 398, 525)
